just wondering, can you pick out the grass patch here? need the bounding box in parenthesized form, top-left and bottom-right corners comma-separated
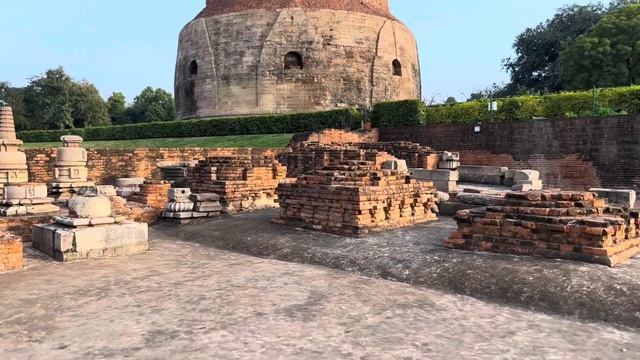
(23, 134, 293, 149)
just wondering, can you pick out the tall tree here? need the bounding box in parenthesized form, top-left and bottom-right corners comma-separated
(23, 67, 75, 130)
(21, 67, 109, 130)
(70, 82, 111, 127)
(126, 87, 175, 123)
(107, 92, 127, 125)
(560, 4, 640, 89)
(503, 4, 605, 94)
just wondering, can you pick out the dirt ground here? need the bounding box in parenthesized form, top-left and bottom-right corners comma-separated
(0, 233, 639, 359)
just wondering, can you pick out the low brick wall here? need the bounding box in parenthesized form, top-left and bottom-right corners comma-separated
(379, 115, 640, 191)
(25, 147, 284, 185)
(0, 233, 24, 271)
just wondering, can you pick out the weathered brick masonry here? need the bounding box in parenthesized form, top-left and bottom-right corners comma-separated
(379, 116, 640, 191)
(25, 148, 283, 185)
(0, 233, 23, 271)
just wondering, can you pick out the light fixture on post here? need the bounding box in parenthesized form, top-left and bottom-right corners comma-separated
(474, 122, 482, 134)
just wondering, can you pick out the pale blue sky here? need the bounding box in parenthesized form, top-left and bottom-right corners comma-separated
(0, 0, 593, 103)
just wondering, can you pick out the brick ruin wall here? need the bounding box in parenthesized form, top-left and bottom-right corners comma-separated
(379, 116, 640, 192)
(25, 148, 283, 185)
(288, 129, 379, 147)
(175, 7, 420, 119)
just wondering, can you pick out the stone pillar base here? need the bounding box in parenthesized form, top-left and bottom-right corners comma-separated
(48, 182, 96, 201)
(32, 221, 149, 262)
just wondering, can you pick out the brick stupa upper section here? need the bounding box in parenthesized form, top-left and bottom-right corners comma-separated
(198, 0, 395, 20)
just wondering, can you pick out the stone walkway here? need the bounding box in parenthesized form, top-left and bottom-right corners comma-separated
(159, 210, 640, 329)
(0, 236, 639, 359)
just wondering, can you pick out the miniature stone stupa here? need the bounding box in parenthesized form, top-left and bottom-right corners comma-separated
(32, 186, 149, 262)
(48, 135, 95, 201)
(0, 106, 59, 216)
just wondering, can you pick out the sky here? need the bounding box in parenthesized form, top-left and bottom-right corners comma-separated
(0, 0, 594, 104)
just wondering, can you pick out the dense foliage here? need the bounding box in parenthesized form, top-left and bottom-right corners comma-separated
(17, 108, 363, 143)
(372, 86, 640, 127)
(560, 4, 640, 89)
(499, 1, 640, 96)
(0, 68, 175, 131)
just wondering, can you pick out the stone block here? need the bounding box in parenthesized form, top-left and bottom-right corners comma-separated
(589, 188, 637, 209)
(512, 180, 543, 191)
(168, 188, 191, 201)
(411, 169, 459, 181)
(431, 180, 457, 193)
(96, 185, 117, 197)
(458, 166, 507, 185)
(514, 170, 540, 182)
(190, 193, 221, 202)
(441, 152, 460, 162)
(382, 160, 408, 174)
(115, 178, 145, 187)
(438, 160, 460, 170)
(32, 221, 149, 262)
(4, 183, 48, 200)
(194, 202, 223, 212)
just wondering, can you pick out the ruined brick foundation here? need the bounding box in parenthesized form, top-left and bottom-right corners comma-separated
(446, 191, 640, 267)
(189, 156, 287, 213)
(274, 157, 439, 237)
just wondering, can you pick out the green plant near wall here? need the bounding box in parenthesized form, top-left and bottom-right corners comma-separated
(371, 85, 640, 127)
(18, 108, 363, 143)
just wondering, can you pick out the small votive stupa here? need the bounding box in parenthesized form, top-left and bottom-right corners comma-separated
(32, 186, 149, 262)
(48, 135, 95, 201)
(0, 106, 59, 216)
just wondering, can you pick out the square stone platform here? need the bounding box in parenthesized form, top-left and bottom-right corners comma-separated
(32, 221, 148, 262)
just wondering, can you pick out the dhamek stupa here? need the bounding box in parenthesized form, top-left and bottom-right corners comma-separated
(174, 0, 421, 119)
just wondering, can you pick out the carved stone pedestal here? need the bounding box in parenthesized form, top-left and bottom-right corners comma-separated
(32, 187, 148, 262)
(0, 183, 59, 216)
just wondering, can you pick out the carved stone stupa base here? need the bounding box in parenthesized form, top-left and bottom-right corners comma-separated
(0, 183, 60, 216)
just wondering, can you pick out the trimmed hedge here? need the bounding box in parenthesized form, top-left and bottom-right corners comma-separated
(18, 108, 363, 143)
(371, 86, 640, 127)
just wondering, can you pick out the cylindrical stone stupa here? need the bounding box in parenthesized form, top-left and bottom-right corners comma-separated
(0, 107, 28, 187)
(48, 135, 95, 201)
(175, 0, 422, 119)
(0, 106, 59, 216)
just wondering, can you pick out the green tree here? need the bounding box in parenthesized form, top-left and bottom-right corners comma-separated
(23, 67, 75, 130)
(107, 92, 127, 125)
(70, 82, 111, 127)
(126, 87, 175, 123)
(503, 4, 606, 94)
(21, 67, 109, 130)
(444, 97, 458, 105)
(560, 4, 640, 89)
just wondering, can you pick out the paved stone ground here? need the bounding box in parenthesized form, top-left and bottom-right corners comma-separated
(160, 210, 640, 329)
(0, 237, 639, 359)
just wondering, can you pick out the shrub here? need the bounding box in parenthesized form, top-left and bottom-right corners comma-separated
(18, 108, 363, 143)
(370, 100, 427, 127)
(370, 85, 640, 127)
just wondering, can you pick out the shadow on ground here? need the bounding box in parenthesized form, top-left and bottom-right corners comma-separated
(155, 209, 640, 329)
